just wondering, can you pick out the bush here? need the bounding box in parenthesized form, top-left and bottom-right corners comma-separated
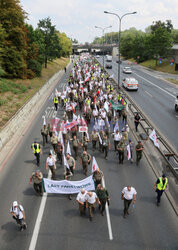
(27, 59, 42, 77)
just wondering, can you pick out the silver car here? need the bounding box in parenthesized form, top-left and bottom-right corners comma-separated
(123, 67, 132, 74)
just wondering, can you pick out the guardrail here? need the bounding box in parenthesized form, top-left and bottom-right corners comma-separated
(110, 78, 178, 179)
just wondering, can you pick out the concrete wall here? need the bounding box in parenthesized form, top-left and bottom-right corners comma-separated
(0, 66, 69, 151)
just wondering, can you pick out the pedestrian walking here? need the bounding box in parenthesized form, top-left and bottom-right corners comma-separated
(51, 132, 58, 152)
(64, 67, 67, 73)
(134, 113, 141, 132)
(31, 141, 42, 166)
(64, 166, 73, 200)
(85, 192, 99, 221)
(10, 201, 27, 231)
(135, 141, 144, 165)
(80, 151, 91, 176)
(153, 174, 168, 206)
(96, 184, 109, 216)
(41, 124, 48, 146)
(46, 153, 56, 180)
(53, 96, 58, 111)
(66, 154, 76, 175)
(92, 168, 103, 189)
(55, 141, 63, 164)
(71, 135, 80, 160)
(30, 170, 43, 196)
(117, 141, 125, 164)
(121, 186, 137, 218)
(91, 129, 99, 151)
(102, 135, 111, 160)
(76, 188, 87, 216)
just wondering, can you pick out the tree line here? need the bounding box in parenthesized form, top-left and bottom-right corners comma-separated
(93, 20, 178, 64)
(0, 0, 72, 79)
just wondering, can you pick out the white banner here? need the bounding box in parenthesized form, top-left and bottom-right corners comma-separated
(79, 126, 88, 133)
(43, 175, 95, 194)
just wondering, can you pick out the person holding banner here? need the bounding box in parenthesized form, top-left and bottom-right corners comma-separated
(76, 188, 87, 216)
(46, 153, 56, 180)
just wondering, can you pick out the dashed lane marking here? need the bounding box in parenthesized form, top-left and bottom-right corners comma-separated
(145, 90, 153, 97)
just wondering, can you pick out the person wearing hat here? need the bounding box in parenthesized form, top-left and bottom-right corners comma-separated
(30, 170, 43, 196)
(135, 141, 144, 166)
(153, 174, 168, 206)
(76, 188, 87, 216)
(31, 141, 42, 166)
(10, 201, 27, 231)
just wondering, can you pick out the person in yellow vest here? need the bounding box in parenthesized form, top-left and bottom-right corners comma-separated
(31, 141, 42, 166)
(53, 96, 58, 111)
(153, 174, 168, 206)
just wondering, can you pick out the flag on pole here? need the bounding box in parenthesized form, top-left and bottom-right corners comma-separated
(63, 154, 70, 169)
(97, 132, 102, 145)
(43, 116, 46, 125)
(91, 156, 99, 173)
(104, 101, 109, 112)
(70, 104, 75, 113)
(103, 77, 105, 89)
(82, 116, 87, 126)
(114, 110, 116, 117)
(127, 144, 131, 160)
(77, 115, 81, 125)
(66, 140, 71, 155)
(126, 103, 129, 112)
(60, 134, 65, 154)
(149, 129, 159, 148)
(73, 113, 78, 121)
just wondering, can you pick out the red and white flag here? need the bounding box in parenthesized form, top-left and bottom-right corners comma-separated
(77, 115, 82, 125)
(127, 144, 131, 160)
(70, 104, 75, 114)
(91, 156, 99, 173)
(82, 116, 87, 126)
(149, 129, 159, 148)
(73, 113, 78, 121)
(66, 140, 71, 155)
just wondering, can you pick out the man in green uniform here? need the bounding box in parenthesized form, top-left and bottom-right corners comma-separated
(117, 141, 125, 164)
(135, 141, 144, 165)
(41, 124, 48, 146)
(80, 151, 91, 176)
(102, 135, 111, 160)
(96, 184, 109, 216)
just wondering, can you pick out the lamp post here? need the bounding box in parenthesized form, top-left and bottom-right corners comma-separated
(104, 11, 137, 88)
(95, 25, 112, 69)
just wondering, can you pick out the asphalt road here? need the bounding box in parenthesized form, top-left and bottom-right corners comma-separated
(0, 64, 178, 250)
(100, 56, 178, 152)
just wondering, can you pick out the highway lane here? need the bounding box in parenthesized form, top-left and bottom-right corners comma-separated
(0, 62, 178, 250)
(99, 57, 178, 151)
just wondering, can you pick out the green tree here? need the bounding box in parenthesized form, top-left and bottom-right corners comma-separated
(38, 17, 60, 68)
(171, 29, 178, 43)
(0, 0, 28, 78)
(57, 32, 72, 57)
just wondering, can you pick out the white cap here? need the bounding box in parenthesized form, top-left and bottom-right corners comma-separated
(81, 188, 85, 192)
(13, 201, 18, 207)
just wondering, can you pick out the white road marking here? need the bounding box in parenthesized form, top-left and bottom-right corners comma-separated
(29, 171, 51, 250)
(145, 90, 153, 97)
(133, 72, 176, 99)
(102, 177, 113, 241)
(165, 87, 178, 95)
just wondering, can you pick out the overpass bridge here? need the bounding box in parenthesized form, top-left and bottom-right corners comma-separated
(72, 43, 118, 56)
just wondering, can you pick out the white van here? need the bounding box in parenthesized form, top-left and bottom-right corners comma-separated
(106, 55, 112, 62)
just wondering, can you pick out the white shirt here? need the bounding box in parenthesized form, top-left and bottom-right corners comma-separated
(122, 187, 137, 200)
(101, 111, 106, 119)
(46, 157, 55, 166)
(76, 191, 87, 203)
(85, 192, 98, 204)
(10, 205, 24, 219)
(93, 110, 98, 116)
(114, 133, 122, 141)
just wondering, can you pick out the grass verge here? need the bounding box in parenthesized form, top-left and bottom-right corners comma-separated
(0, 57, 70, 129)
(166, 78, 178, 85)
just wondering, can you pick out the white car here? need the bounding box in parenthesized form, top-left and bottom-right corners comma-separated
(123, 67, 132, 74)
(122, 78, 138, 91)
(175, 96, 178, 111)
(96, 55, 100, 58)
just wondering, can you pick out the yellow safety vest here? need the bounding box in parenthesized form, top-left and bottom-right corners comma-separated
(86, 99, 90, 105)
(54, 97, 58, 104)
(157, 177, 168, 190)
(64, 98, 67, 104)
(32, 143, 40, 154)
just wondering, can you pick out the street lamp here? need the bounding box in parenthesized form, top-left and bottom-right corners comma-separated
(104, 11, 137, 88)
(95, 25, 112, 69)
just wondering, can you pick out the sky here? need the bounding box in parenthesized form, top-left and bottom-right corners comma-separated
(21, 0, 178, 44)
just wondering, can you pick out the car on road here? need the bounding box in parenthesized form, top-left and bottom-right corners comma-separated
(96, 55, 100, 58)
(122, 78, 138, 91)
(106, 55, 112, 62)
(123, 67, 132, 74)
(105, 64, 112, 69)
(175, 96, 178, 111)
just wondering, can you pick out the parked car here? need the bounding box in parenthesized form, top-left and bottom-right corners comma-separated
(175, 96, 178, 111)
(105, 64, 112, 69)
(123, 67, 132, 74)
(122, 78, 138, 91)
